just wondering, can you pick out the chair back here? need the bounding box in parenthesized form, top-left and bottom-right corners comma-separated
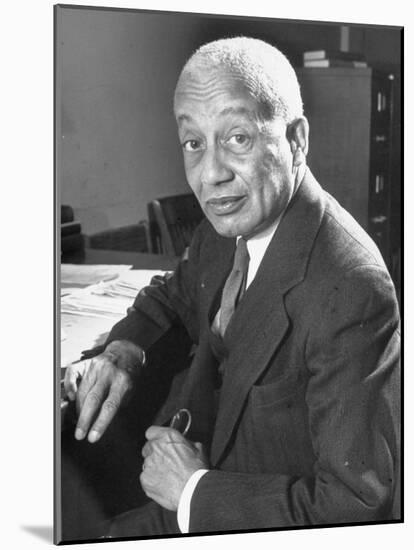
(85, 222, 149, 253)
(148, 193, 204, 256)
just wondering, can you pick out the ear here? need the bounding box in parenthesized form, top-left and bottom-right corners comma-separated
(287, 117, 309, 166)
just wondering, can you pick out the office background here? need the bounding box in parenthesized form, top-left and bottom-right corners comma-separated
(1, 1, 406, 549)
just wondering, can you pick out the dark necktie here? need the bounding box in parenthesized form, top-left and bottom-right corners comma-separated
(219, 238, 250, 337)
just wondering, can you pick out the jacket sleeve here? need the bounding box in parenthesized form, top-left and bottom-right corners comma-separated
(103, 221, 206, 353)
(188, 264, 400, 530)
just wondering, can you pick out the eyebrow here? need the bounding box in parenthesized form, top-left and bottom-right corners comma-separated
(176, 106, 255, 124)
(176, 114, 191, 124)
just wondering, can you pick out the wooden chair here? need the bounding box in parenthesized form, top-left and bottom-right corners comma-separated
(147, 193, 204, 256)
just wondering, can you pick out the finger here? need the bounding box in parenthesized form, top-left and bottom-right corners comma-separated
(145, 425, 185, 442)
(87, 373, 131, 443)
(64, 359, 91, 399)
(140, 467, 157, 496)
(74, 380, 107, 441)
(193, 442, 204, 452)
(76, 362, 98, 414)
(64, 365, 80, 401)
(140, 462, 153, 488)
(139, 470, 149, 493)
(141, 441, 153, 458)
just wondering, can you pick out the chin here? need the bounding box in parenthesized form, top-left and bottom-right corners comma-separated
(209, 217, 253, 239)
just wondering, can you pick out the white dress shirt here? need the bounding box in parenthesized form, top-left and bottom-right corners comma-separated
(177, 217, 281, 532)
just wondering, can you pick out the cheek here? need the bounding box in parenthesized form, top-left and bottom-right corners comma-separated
(247, 146, 292, 214)
(183, 161, 201, 195)
(249, 150, 281, 199)
(259, 145, 292, 199)
(262, 142, 290, 174)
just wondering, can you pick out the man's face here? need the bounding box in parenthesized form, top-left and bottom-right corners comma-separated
(174, 67, 295, 239)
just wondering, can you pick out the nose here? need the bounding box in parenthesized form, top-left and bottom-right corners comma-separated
(200, 145, 234, 187)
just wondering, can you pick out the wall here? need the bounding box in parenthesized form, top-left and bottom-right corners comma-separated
(57, 7, 202, 234)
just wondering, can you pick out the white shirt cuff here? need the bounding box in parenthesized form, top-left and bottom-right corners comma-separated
(177, 469, 209, 533)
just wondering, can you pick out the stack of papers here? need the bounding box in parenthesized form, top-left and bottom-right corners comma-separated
(61, 269, 165, 320)
(61, 263, 133, 289)
(97, 269, 167, 300)
(60, 267, 167, 367)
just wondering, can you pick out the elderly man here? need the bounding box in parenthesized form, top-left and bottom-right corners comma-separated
(64, 37, 400, 536)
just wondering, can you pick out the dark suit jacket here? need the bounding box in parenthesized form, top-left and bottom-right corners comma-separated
(106, 169, 400, 532)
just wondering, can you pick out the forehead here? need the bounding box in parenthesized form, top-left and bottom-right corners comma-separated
(174, 67, 261, 123)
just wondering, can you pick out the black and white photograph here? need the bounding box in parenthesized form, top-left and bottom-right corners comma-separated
(54, 3, 403, 545)
(3, 1, 408, 548)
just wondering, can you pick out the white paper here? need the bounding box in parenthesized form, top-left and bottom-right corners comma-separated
(61, 264, 133, 287)
(60, 269, 167, 367)
(61, 314, 116, 367)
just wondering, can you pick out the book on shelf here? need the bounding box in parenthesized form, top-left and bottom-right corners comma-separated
(303, 59, 368, 68)
(303, 49, 365, 61)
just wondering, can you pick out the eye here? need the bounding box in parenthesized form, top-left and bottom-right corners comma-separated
(226, 133, 250, 149)
(182, 139, 202, 152)
(229, 134, 246, 144)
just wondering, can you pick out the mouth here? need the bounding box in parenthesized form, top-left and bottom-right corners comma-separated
(206, 195, 247, 216)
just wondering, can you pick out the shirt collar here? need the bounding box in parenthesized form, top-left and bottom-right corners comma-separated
(240, 218, 280, 289)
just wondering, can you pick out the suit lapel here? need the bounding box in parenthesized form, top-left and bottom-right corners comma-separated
(210, 169, 326, 466)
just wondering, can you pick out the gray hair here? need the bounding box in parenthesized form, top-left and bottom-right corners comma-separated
(177, 36, 303, 123)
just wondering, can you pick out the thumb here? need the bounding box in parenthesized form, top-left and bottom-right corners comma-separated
(64, 365, 81, 400)
(63, 359, 90, 400)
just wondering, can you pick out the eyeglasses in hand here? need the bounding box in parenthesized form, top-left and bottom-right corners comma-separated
(169, 408, 192, 436)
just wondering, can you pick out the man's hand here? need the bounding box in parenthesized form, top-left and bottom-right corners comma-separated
(63, 340, 144, 443)
(140, 426, 209, 511)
